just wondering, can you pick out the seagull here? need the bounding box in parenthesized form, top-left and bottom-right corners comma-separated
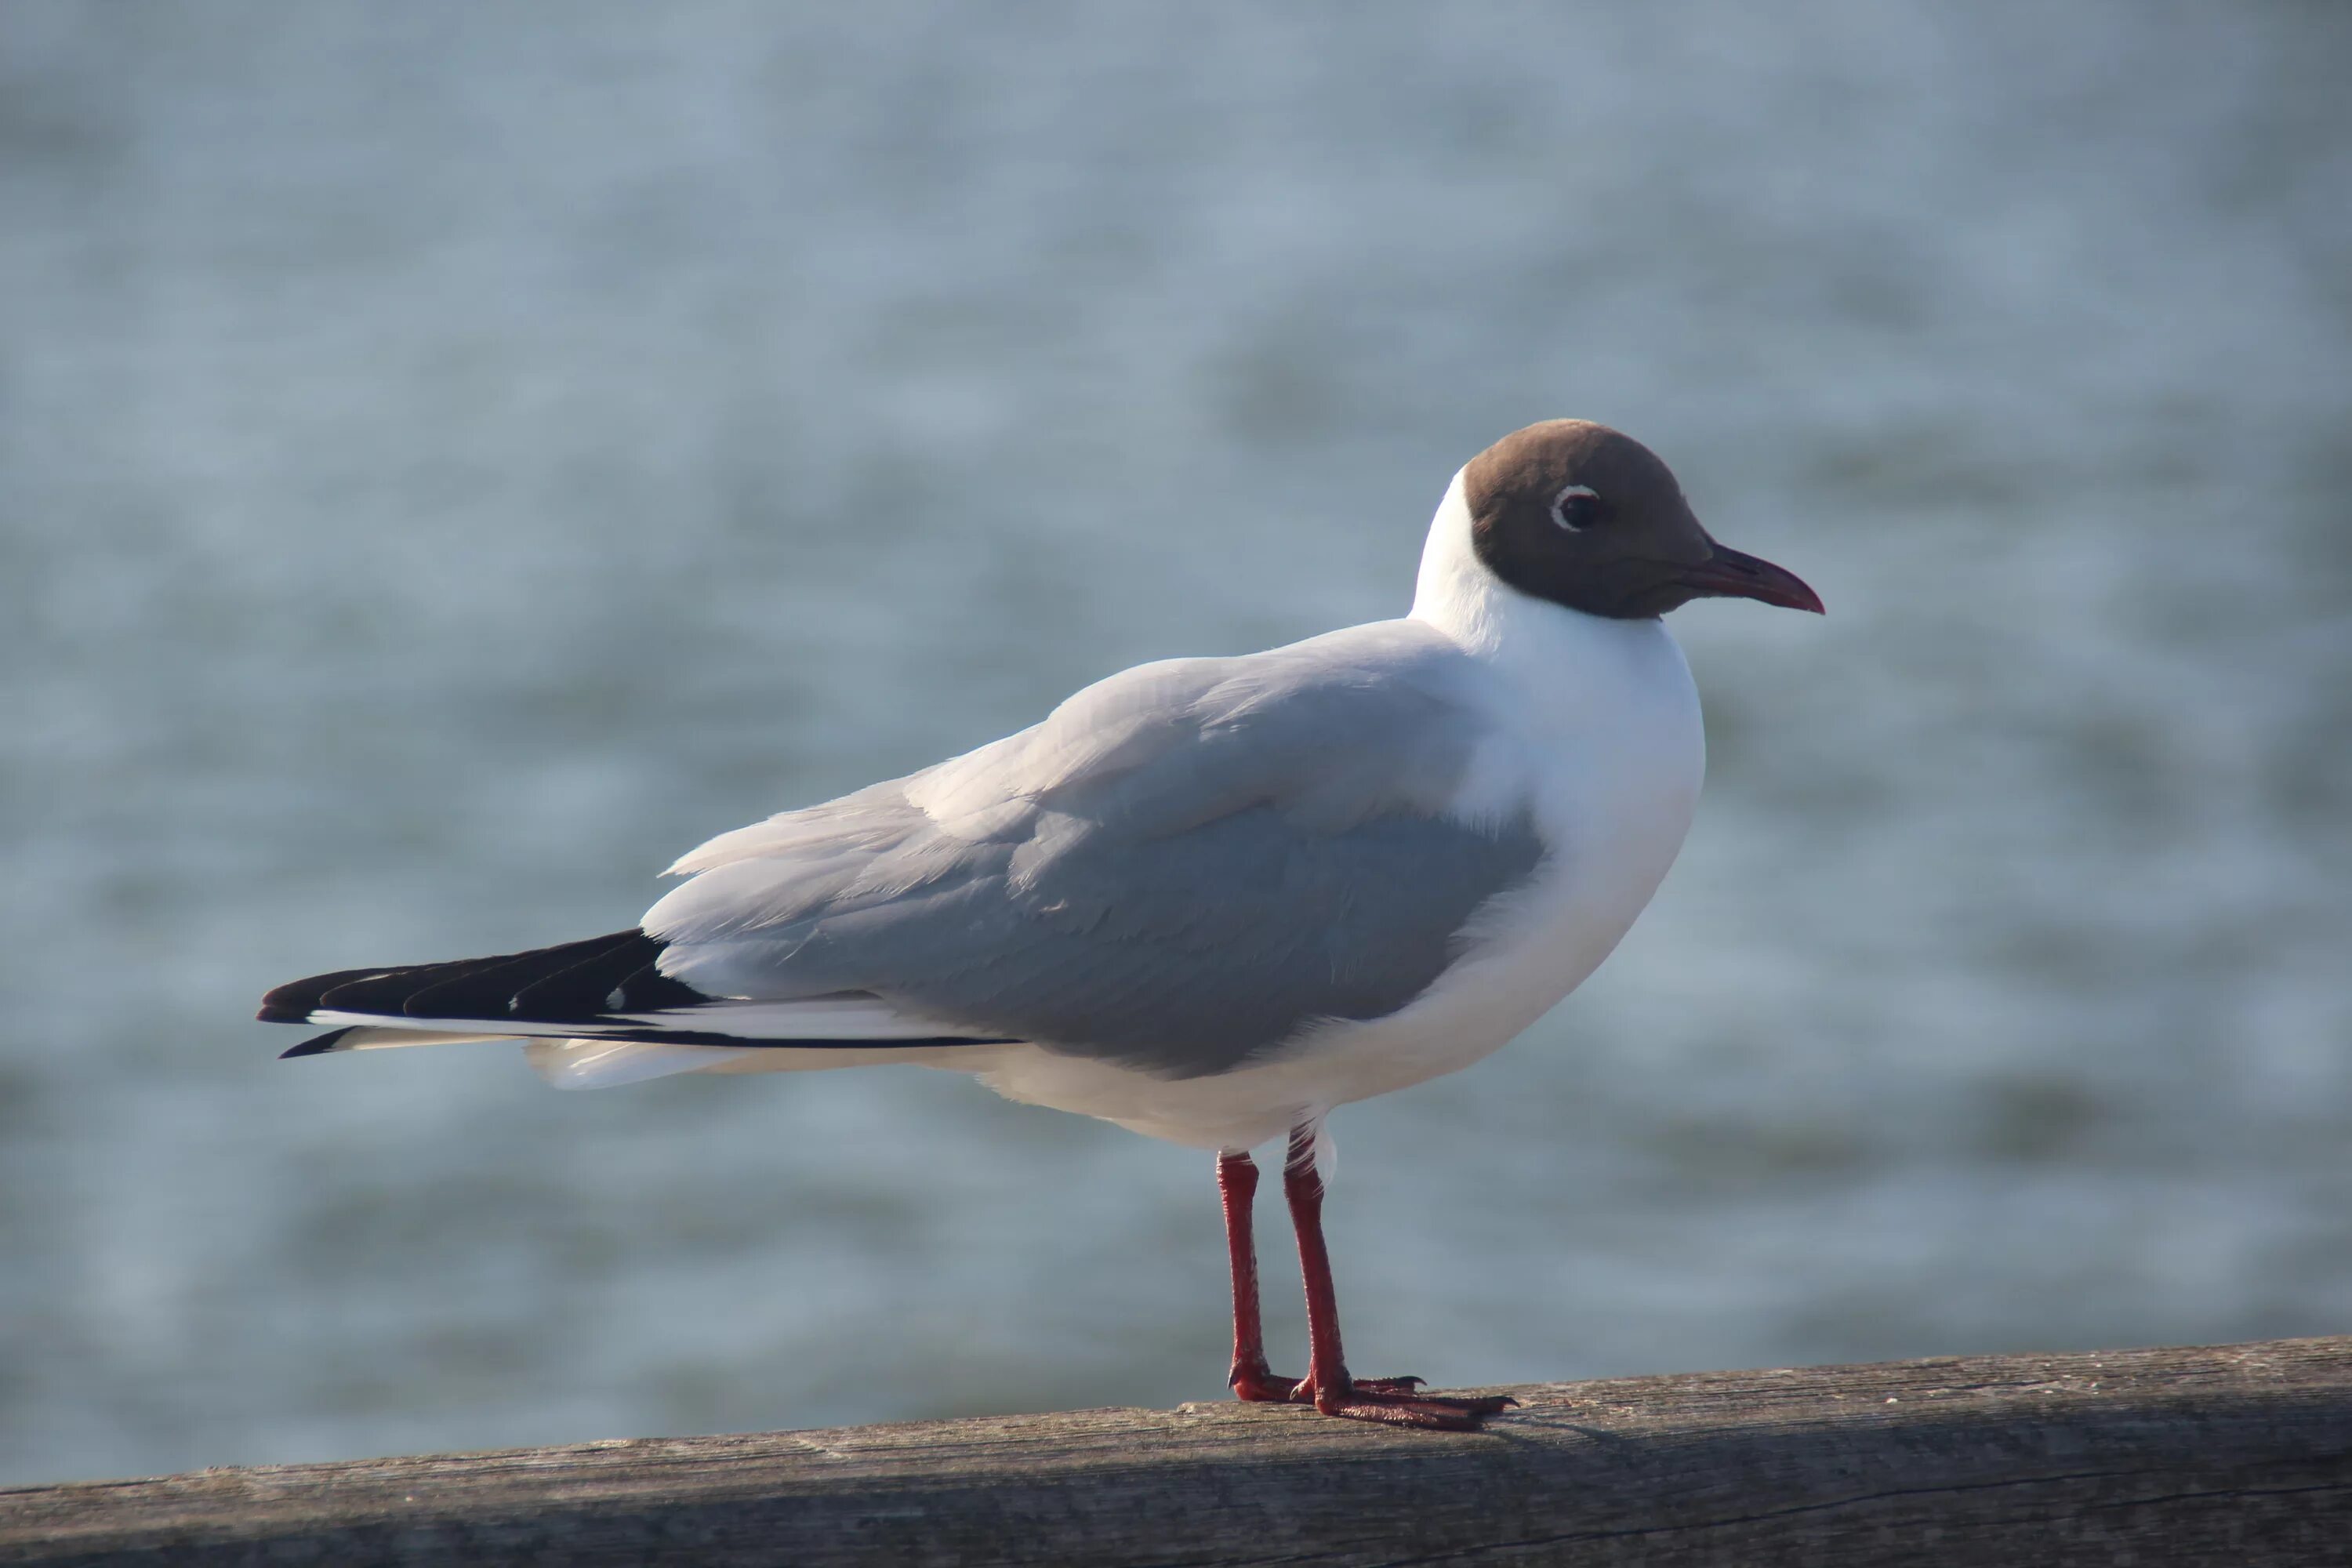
(260, 419, 1821, 1430)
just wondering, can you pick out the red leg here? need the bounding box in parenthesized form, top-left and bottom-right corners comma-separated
(1281, 1121, 1515, 1431)
(1218, 1149, 1296, 1401)
(1220, 1145, 1424, 1406)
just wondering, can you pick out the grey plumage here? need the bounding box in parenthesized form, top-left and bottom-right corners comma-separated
(644, 622, 1546, 1078)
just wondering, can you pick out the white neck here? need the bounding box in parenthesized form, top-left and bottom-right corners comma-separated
(1407, 466, 1695, 713)
(1407, 469, 1511, 651)
(1411, 466, 1665, 662)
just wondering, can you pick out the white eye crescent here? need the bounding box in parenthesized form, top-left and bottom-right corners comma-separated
(1550, 484, 1599, 532)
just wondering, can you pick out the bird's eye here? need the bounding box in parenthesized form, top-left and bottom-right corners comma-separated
(1549, 484, 1599, 532)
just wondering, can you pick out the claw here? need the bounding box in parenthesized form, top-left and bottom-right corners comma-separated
(1351, 1374, 1426, 1395)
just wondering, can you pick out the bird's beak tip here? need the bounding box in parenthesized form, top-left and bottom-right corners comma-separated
(1683, 544, 1823, 615)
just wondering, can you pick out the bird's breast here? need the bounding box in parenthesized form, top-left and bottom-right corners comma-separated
(959, 610, 1705, 1151)
(1302, 611, 1706, 1098)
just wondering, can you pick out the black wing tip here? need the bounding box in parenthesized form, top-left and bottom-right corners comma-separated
(256, 930, 668, 1029)
(278, 1024, 1014, 1056)
(279, 1028, 354, 1059)
(259, 978, 328, 1022)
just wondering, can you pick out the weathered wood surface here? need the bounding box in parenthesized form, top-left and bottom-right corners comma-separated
(4, 1337, 2348, 1566)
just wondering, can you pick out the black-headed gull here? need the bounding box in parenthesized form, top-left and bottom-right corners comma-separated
(262, 419, 1821, 1429)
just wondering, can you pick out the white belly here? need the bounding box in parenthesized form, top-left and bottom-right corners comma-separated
(964, 610, 1706, 1151)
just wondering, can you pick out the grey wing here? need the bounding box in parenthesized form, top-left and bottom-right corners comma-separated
(643, 622, 1544, 1079)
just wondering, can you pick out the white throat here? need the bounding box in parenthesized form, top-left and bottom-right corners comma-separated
(1406, 465, 1703, 753)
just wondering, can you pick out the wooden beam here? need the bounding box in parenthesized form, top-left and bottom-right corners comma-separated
(5, 1338, 2349, 1566)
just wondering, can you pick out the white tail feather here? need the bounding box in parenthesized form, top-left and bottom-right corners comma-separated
(523, 1038, 758, 1088)
(322, 1026, 509, 1051)
(523, 1037, 996, 1089)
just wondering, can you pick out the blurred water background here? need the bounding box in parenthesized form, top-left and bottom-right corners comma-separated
(3, 2, 2348, 1488)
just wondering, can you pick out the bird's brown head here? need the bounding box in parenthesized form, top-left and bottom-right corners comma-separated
(1464, 419, 1824, 619)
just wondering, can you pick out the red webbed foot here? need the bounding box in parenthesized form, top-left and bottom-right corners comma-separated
(1229, 1362, 1298, 1403)
(1308, 1378, 1515, 1431)
(1232, 1362, 1427, 1404)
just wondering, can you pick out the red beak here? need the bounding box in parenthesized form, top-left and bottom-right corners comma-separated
(1676, 544, 1824, 614)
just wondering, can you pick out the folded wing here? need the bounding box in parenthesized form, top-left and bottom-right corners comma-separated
(644, 622, 1545, 1079)
(263, 622, 1546, 1084)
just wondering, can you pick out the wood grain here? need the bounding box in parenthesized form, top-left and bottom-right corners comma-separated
(5, 1337, 2349, 1566)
